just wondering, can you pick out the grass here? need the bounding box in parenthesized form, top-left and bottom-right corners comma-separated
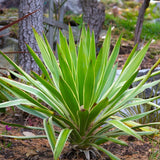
(104, 13, 160, 41)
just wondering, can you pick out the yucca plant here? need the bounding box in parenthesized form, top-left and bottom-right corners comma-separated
(0, 26, 160, 160)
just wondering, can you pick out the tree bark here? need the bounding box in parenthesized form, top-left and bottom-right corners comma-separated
(134, 0, 150, 46)
(80, 0, 105, 43)
(18, 0, 44, 74)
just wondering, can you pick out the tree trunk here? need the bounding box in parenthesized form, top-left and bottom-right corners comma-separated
(80, 0, 105, 43)
(134, 0, 150, 46)
(18, 0, 44, 74)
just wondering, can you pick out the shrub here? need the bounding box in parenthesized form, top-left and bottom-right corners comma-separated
(0, 26, 160, 160)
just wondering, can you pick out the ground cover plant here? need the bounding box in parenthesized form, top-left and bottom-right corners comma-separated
(0, 26, 160, 160)
(104, 13, 160, 41)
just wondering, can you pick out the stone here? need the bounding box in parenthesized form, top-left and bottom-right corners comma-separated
(44, 0, 82, 14)
(0, 37, 18, 75)
(63, 0, 82, 14)
(0, 25, 10, 48)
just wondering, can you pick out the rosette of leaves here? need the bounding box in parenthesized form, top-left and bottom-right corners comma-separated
(0, 26, 160, 160)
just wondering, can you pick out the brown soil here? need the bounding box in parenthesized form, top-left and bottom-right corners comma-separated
(116, 40, 160, 69)
(0, 108, 160, 160)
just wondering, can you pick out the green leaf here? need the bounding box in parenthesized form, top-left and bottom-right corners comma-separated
(0, 50, 35, 82)
(102, 26, 111, 64)
(78, 108, 89, 136)
(108, 119, 142, 140)
(80, 26, 90, 60)
(0, 50, 58, 106)
(121, 108, 160, 123)
(118, 41, 151, 83)
(0, 121, 44, 130)
(89, 31, 96, 65)
(114, 96, 160, 114)
(0, 78, 47, 110)
(86, 27, 91, 58)
(26, 44, 52, 84)
(109, 70, 138, 104)
(54, 129, 72, 160)
(95, 136, 127, 146)
(113, 59, 160, 112)
(91, 144, 120, 160)
(105, 34, 121, 74)
(44, 117, 57, 152)
(9, 70, 28, 82)
(95, 48, 103, 87)
(0, 99, 33, 108)
(83, 60, 95, 110)
(0, 90, 48, 119)
(33, 28, 61, 88)
(31, 72, 63, 103)
(59, 30, 74, 73)
(1, 135, 46, 139)
(99, 64, 117, 101)
(0, 77, 63, 115)
(69, 25, 77, 71)
(57, 45, 78, 100)
(94, 27, 111, 93)
(77, 40, 87, 105)
(87, 97, 108, 127)
(122, 44, 138, 73)
(96, 34, 121, 101)
(59, 77, 80, 123)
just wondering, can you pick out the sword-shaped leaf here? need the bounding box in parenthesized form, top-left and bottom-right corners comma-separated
(59, 77, 80, 123)
(33, 28, 61, 88)
(77, 40, 87, 105)
(91, 144, 120, 160)
(54, 129, 72, 160)
(69, 25, 77, 70)
(83, 60, 95, 110)
(26, 44, 52, 84)
(44, 117, 57, 152)
(108, 119, 142, 140)
(57, 45, 78, 100)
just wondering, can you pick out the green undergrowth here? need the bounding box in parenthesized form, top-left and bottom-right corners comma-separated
(104, 13, 160, 41)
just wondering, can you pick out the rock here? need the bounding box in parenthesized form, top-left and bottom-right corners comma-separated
(0, 38, 18, 75)
(5, 37, 18, 50)
(63, 0, 82, 14)
(0, 25, 10, 48)
(44, 0, 82, 14)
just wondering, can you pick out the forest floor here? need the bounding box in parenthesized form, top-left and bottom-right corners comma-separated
(0, 108, 160, 160)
